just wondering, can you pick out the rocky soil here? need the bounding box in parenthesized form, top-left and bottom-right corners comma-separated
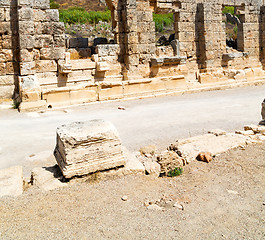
(0, 142, 264, 239)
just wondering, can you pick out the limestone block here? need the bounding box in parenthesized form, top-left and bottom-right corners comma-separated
(45, 9, 59, 22)
(97, 62, 110, 72)
(42, 87, 71, 107)
(0, 166, 23, 198)
(71, 60, 96, 70)
(54, 120, 126, 178)
(0, 85, 14, 99)
(69, 88, 98, 105)
(40, 48, 65, 60)
(98, 85, 123, 101)
(33, 0, 50, 9)
(19, 35, 34, 49)
(34, 60, 57, 73)
(19, 100, 47, 112)
(96, 44, 119, 57)
(31, 167, 67, 191)
(18, 7, 33, 21)
(20, 61, 36, 75)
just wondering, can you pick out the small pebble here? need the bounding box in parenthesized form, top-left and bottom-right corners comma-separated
(173, 202, 184, 210)
(121, 195, 128, 201)
(147, 204, 164, 211)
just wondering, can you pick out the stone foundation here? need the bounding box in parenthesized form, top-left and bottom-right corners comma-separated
(1, 1, 265, 109)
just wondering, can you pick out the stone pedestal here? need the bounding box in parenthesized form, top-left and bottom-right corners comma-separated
(54, 120, 126, 178)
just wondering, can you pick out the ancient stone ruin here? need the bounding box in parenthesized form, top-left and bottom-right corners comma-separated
(1, 0, 265, 111)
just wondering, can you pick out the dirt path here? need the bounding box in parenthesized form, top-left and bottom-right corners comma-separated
(0, 142, 264, 239)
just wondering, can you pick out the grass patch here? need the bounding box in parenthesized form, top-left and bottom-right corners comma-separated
(167, 167, 183, 177)
(59, 7, 111, 25)
(153, 13, 174, 33)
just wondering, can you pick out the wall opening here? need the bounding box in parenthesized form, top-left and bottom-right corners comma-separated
(222, 5, 245, 51)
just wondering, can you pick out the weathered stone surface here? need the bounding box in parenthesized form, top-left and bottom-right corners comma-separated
(143, 161, 161, 177)
(175, 134, 249, 163)
(54, 120, 126, 178)
(0, 166, 23, 198)
(157, 151, 184, 176)
(197, 152, 213, 163)
(31, 166, 67, 191)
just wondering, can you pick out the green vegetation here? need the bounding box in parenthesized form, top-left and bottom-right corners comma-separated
(50, 0, 60, 9)
(59, 7, 111, 25)
(12, 100, 20, 109)
(153, 13, 174, 33)
(222, 6, 235, 15)
(167, 167, 183, 177)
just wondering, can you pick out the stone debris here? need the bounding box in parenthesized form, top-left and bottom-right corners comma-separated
(208, 129, 226, 136)
(235, 130, 255, 136)
(157, 151, 184, 176)
(54, 120, 126, 178)
(0, 166, 23, 198)
(143, 161, 161, 177)
(147, 204, 164, 211)
(121, 195, 128, 201)
(197, 152, 213, 163)
(118, 106, 126, 111)
(173, 133, 249, 163)
(173, 202, 184, 210)
(31, 166, 67, 192)
(139, 145, 157, 157)
(244, 125, 259, 133)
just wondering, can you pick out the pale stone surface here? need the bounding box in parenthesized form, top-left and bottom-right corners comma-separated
(143, 161, 161, 177)
(175, 134, 249, 163)
(0, 166, 23, 198)
(54, 120, 126, 178)
(31, 166, 67, 191)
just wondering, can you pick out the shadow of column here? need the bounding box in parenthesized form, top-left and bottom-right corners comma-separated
(10, 0, 20, 99)
(195, 3, 206, 71)
(259, 6, 265, 69)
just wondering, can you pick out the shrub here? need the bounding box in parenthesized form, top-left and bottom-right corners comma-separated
(222, 6, 235, 15)
(50, 0, 60, 9)
(167, 167, 183, 177)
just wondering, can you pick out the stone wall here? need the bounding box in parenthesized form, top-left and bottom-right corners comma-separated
(1, 0, 265, 110)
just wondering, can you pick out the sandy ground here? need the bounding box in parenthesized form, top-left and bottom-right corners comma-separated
(0, 142, 264, 240)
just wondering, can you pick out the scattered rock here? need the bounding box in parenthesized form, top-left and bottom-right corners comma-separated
(54, 120, 126, 178)
(143, 161, 161, 177)
(144, 201, 151, 207)
(235, 130, 255, 136)
(121, 149, 145, 175)
(147, 204, 164, 211)
(118, 106, 126, 110)
(139, 145, 157, 156)
(208, 129, 226, 136)
(173, 202, 184, 210)
(121, 195, 128, 201)
(176, 133, 248, 163)
(197, 152, 213, 163)
(256, 126, 265, 135)
(244, 125, 258, 133)
(0, 166, 23, 198)
(157, 151, 184, 176)
(31, 166, 67, 191)
(227, 189, 239, 195)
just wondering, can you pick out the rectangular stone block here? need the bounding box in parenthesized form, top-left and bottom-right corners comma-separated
(54, 120, 126, 178)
